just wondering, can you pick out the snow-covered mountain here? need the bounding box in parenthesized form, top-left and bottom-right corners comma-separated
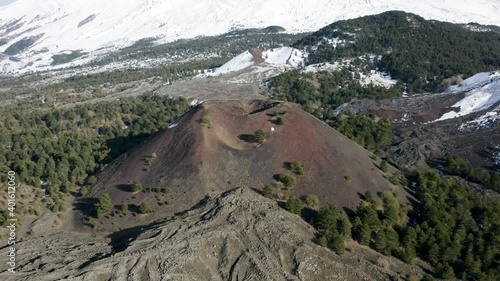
(1, 0, 499, 75)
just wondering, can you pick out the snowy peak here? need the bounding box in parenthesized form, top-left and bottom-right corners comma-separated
(1, 0, 500, 74)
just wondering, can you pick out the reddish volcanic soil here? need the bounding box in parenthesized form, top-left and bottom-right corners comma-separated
(82, 100, 406, 230)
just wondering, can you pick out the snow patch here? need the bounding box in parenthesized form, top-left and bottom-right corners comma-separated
(359, 70, 398, 88)
(435, 71, 500, 122)
(168, 122, 179, 129)
(189, 99, 201, 106)
(302, 62, 343, 73)
(459, 110, 500, 131)
(448, 71, 500, 93)
(207, 47, 305, 77)
(212, 51, 255, 75)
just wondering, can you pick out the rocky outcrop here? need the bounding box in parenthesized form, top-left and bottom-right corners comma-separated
(0, 188, 414, 280)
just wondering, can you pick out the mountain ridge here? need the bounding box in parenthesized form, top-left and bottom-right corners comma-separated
(1, 0, 500, 74)
(0, 187, 422, 281)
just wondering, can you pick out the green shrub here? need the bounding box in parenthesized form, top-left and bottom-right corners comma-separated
(274, 173, 297, 188)
(285, 196, 304, 215)
(131, 180, 143, 192)
(95, 193, 113, 218)
(201, 116, 212, 128)
(305, 194, 320, 209)
(330, 235, 345, 255)
(255, 129, 266, 144)
(138, 202, 153, 214)
(262, 184, 274, 198)
(289, 160, 305, 175)
(80, 186, 90, 196)
(380, 160, 388, 173)
(121, 203, 128, 213)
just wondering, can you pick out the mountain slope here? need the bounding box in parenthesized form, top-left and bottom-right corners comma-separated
(82, 100, 404, 231)
(1, 0, 500, 74)
(0, 188, 421, 281)
(293, 11, 500, 94)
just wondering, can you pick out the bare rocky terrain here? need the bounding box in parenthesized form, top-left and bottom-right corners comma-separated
(0, 188, 423, 281)
(335, 92, 500, 174)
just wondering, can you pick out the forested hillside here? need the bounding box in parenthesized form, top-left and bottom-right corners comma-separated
(284, 170, 500, 280)
(0, 95, 189, 212)
(271, 68, 396, 151)
(294, 11, 500, 93)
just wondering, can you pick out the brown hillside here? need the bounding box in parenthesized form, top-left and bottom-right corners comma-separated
(82, 100, 404, 230)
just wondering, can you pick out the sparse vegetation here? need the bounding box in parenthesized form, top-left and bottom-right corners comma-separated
(131, 180, 143, 192)
(3, 37, 39, 55)
(51, 50, 87, 65)
(289, 160, 305, 175)
(262, 184, 274, 198)
(201, 116, 213, 128)
(445, 154, 500, 192)
(388, 171, 407, 186)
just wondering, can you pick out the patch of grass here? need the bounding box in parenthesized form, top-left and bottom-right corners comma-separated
(201, 116, 213, 128)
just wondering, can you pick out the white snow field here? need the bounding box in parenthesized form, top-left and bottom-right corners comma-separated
(212, 51, 256, 76)
(360, 70, 398, 88)
(435, 71, 500, 122)
(1, 0, 499, 74)
(208, 47, 305, 77)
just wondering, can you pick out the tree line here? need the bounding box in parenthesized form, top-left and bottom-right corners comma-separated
(0, 94, 189, 212)
(283, 170, 499, 280)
